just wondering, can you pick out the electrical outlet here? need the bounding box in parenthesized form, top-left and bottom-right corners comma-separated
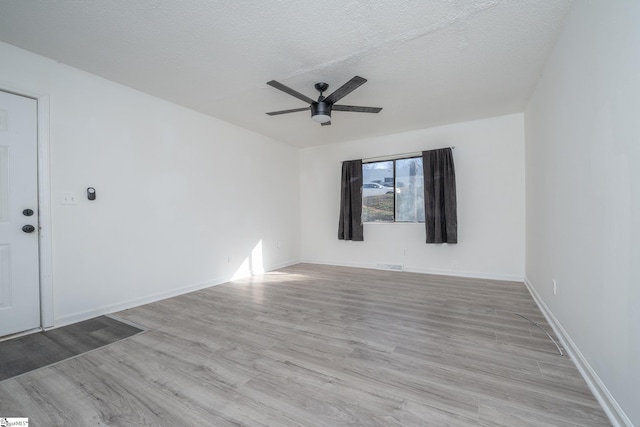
(403, 249, 408, 256)
(553, 279, 557, 295)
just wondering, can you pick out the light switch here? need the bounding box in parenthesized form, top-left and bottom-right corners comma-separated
(61, 192, 78, 205)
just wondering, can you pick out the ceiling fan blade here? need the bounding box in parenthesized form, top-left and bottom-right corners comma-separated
(332, 105, 382, 113)
(324, 76, 367, 104)
(266, 107, 310, 116)
(321, 121, 332, 126)
(267, 80, 315, 104)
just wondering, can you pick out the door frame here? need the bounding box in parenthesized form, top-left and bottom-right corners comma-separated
(0, 82, 54, 330)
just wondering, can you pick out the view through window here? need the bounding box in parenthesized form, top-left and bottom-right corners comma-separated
(362, 157, 425, 222)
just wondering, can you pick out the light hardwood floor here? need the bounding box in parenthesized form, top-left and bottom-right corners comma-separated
(0, 264, 610, 426)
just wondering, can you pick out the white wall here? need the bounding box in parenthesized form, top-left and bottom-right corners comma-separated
(300, 114, 525, 281)
(524, 1, 639, 425)
(0, 42, 300, 326)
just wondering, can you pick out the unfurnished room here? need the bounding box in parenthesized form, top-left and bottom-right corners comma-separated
(0, 1, 638, 426)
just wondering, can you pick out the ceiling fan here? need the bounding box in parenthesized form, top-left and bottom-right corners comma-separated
(265, 76, 382, 126)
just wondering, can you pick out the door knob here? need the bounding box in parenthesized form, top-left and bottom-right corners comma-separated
(22, 225, 35, 233)
(23, 209, 34, 216)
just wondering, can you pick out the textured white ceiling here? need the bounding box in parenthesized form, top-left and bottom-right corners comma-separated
(0, 0, 573, 147)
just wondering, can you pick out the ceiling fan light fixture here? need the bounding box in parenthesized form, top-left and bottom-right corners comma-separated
(311, 114, 331, 123)
(311, 101, 331, 123)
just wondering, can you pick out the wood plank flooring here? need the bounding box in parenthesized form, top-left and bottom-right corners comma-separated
(0, 264, 610, 426)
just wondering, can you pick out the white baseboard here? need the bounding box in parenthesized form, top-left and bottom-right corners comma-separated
(53, 259, 301, 329)
(300, 258, 523, 283)
(300, 258, 372, 271)
(53, 276, 229, 328)
(405, 265, 523, 282)
(265, 259, 300, 271)
(523, 277, 632, 427)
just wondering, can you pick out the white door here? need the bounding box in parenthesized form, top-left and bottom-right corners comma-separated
(0, 90, 40, 337)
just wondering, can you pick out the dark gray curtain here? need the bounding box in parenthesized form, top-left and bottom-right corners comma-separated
(422, 148, 457, 243)
(338, 159, 364, 241)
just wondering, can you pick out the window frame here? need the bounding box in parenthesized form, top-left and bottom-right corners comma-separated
(362, 155, 424, 224)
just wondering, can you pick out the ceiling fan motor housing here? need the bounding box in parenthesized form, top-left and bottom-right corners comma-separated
(311, 101, 331, 119)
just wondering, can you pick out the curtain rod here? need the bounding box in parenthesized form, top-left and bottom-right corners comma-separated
(358, 146, 455, 164)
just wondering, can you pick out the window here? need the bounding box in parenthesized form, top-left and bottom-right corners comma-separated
(362, 157, 425, 223)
